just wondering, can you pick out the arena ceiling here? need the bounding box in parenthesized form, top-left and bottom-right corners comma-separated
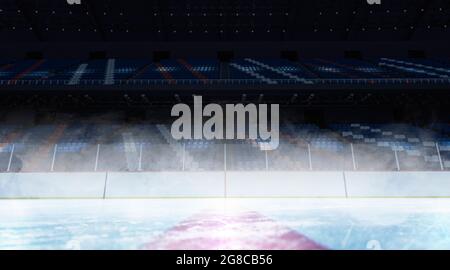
(0, 0, 449, 42)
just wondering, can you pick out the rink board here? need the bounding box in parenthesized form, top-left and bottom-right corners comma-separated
(105, 172, 225, 198)
(0, 173, 106, 199)
(0, 171, 449, 198)
(345, 171, 450, 197)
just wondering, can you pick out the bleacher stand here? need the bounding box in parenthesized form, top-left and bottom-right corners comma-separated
(0, 119, 448, 172)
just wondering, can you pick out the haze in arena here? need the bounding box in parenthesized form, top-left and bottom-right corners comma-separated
(0, 0, 450, 251)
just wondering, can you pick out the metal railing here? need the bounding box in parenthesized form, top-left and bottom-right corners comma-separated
(0, 142, 447, 173)
(1, 78, 450, 86)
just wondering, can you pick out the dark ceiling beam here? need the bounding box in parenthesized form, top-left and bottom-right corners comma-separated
(85, 0, 106, 41)
(216, 0, 223, 41)
(157, 0, 169, 41)
(14, 0, 43, 41)
(344, 1, 363, 41)
(0, 20, 6, 32)
(153, 0, 163, 42)
(407, 0, 434, 40)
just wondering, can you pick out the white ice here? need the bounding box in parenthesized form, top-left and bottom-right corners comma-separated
(1, 198, 450, 250)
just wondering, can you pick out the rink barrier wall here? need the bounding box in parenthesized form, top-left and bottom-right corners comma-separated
(105, 172, 225, 198)
(345, 171, 450, 197)
(0, 173, 106, 199)
(0, 171, 449, 198)
(225, 171, 346, 197)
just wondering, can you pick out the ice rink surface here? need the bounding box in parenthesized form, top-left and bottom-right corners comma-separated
(1, 198, 450, 250)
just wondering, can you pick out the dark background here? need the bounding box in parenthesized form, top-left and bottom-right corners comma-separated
(0, 0, 449, 124)
(0, 0, 449, 58)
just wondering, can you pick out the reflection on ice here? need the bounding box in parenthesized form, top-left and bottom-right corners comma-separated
(143, 211, 325, 250)
(1, 199, 450, 250)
